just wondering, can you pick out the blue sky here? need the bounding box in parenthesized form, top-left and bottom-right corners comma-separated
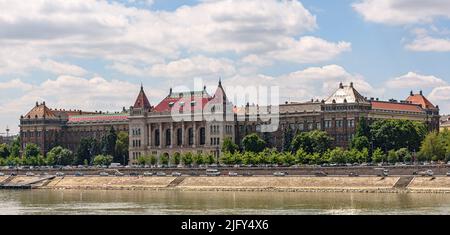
(1, 0, 450, 134)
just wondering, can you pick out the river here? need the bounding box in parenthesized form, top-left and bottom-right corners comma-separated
(1, 190, 450, 214)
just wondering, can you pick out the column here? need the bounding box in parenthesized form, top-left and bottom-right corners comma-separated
(149, 123, 152, 148)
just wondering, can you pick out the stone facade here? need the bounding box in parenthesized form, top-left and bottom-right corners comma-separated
(128, 81, 440, 165)
(19, 102, 128, 155)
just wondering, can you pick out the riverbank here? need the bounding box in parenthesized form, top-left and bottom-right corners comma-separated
(0, 175, 442, 193)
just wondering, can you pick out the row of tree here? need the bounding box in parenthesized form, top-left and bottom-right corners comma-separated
(0, 127, 128, 166)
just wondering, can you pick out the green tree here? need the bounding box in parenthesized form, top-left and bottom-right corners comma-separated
(418, 131, 446, 161)
(92, 155, 113, 166)
(291, 130, 332, 154)
(0, 143, 10, 158)
(193, 153, 204, 165)
(47, 146, 74, 166)
(328, 148, 346, 164)
(101, 126, 117, 157)
(282, 127, 294, 152)
(295, 148, 309, 165)
(182, 152, 193, 166)
(159, 153, 169, 166)
(23, 144, 40, 159)
(204, 154, 215, 165)
(242, 133, 266, 153)
(115, 131, 129, 165)
(396, 148, 411, 163)
(172, 152, 181, 165)
(372, 148, 386, 163)
(387, 150, 398, 163)
(350, 135, 370, 151)
(75, 137, 100, 165)
(222, 137, 238, 154)
(371, 120, 426, 152)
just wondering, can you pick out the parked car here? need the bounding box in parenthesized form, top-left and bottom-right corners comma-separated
(228, 172, 239, 177)
(25, 172, 35, 177)
(143, 172, 153, 177)
(129, 172, 139, 176)
(74, 172, 84, 177)
(171, 172, 182, 177)
(0, 172, 5, 176)
(115, 172, 125, 177)
(242, 172, 253, 176)
(418, 170, 434, 177)
(349, 172, 359, 177)
(56, 172, 65, 177)
(206, 169, 221, 176)
(273, 171, 287, 177)
(156, 172, 166, 177)
(99, 172, 109, 177)
(446, 172, 450, 177)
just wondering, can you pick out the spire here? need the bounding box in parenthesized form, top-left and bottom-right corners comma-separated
(218, 77, 222, 87)
(133, 85, 152, 110)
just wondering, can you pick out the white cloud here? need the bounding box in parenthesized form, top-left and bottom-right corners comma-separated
(386, 72, 448, 89)
(224, 64, 379, 105)
(353, 0, 450, 25)
(428, 86, 450, 113)
(0, 0, 349, 77)
(405, 35, 450, 52)
(0, 79, 33, 91)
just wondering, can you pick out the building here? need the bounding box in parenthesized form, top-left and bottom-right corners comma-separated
(441, 115, 450, 131)
(128, 82, 235, 163)
(19, 102, 128, 155)
(19, 81, 440, 163)
(127, 81, 440, 165)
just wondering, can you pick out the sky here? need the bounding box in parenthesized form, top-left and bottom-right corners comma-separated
(1, 0, 450, 134)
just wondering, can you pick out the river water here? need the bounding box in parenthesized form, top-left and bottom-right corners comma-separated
(1, 190, 450, 215)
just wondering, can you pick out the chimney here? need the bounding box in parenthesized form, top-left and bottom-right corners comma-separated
(350, 82, 354, 88)
(36, 101, 39, 107)
(420, 90, 423, 95)
(410, 90, 413, 96)
(339, 82, 343, 89)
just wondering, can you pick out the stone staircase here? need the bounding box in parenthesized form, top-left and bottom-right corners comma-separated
(394, 176, 414, 188)
(167, 177, 186, 187)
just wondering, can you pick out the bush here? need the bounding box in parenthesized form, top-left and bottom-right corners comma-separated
(92, 155, 113, 166)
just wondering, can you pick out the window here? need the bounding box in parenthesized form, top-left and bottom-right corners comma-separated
(200, 127, 206, 145)
(188, 128, 194, 145)
(155, 129, 160, 146)
(325, 120, 332, 129)
(349, 119, 355, 128)
(177, 128, 182, 146)
(166, 129, 171, 146)
(336, 120, 343, 128)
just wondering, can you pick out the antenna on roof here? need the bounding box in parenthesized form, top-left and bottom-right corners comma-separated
(140, 82, 143, 91)
(218, 77, 222, 87)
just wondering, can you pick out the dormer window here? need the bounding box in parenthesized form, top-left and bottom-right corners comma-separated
(191, 101, 196, 106)
(180, 102, 185, 107)
(169, 102, 175, 107)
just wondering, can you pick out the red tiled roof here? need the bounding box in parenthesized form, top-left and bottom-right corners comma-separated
(406, 94, 436, 109)
(371, 101, 424, 113)
(24, 103, 57, 119)
(153, 96, 212, 113)
(68, 113, 128, 123)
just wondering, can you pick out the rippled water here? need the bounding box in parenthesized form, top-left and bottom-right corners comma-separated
(1, 190, 450, 214)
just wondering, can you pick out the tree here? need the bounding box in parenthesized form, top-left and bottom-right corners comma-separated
(291, 130, 332, 154)
(75, 137, 100, 165)
(9, 137, 21, 158)
(182, 152, 193, 166)
(159, 153, 169, 166)
(204, 154, 215, 165)
(242, 134, 266, 153)
(115, 131, 129, 165)
(396, 148, 411, 163)
(372, 148, 386, 163)
(328, 148, 346, 164)
(282, 127, 294, 152)
(222, 137, 238, 154)
(92, 155, 113, 166)
(23, 144, 40, 159)
(47, 146, 74, 166)
(370, 120, 426, 152)
(0, 143, 10, 158)
(193, 153, 204, 166)
(101, 126, 117, 157)
(418, 131, 446, 161)
(295, 148, 309, 165)
(350, 135, 370, 151)
(172, 152, 181, 165)
(387, 150, 398, 163)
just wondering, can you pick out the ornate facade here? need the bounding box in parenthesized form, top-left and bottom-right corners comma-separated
(128, 81, 440, 165)
(19, 102, 128, 155)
